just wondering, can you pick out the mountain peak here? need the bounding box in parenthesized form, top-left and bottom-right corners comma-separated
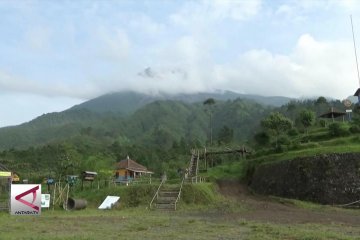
(71, 90, 293, 115)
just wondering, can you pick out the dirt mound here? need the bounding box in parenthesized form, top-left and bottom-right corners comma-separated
(215, 180, 360, 226)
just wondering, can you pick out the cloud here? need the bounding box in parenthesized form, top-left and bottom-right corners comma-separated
(211, 34, 357, 99)
(0, 70, 99, 99)
(170, 0, 261, 27)
(92, 27, 131, 61)
(1, 0, 359, 102)
(3, 31, 356, 101)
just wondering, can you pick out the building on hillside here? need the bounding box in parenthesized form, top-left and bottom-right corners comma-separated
(11, 172, 20, 183)
(114, 156, 153, 184)
(319, 107, 346, 122)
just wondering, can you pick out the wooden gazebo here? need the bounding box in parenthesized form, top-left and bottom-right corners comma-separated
(114, 156, 153, 184)
(319, 107, 346, 122)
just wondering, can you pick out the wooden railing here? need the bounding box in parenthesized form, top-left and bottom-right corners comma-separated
(174, 176, 185, 211)
(149, 177, 166, 209)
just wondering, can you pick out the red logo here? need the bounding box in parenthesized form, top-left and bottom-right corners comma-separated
(15, 185, 40, 211)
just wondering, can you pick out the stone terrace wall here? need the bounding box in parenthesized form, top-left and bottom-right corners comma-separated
(250, 153, 360, 204)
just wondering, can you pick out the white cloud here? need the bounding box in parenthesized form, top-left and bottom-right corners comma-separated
(211, 34, 357, 99)
(208, 0, 261, 21)
(129, 14, 166, 37)
(0, 70, 99, 99)
(5, 32, 354, 101)
(93, 27, 131, 61)
(170, 0, 261, 27)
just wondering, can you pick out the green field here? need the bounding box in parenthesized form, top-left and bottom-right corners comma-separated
(0, 205, 359, 240)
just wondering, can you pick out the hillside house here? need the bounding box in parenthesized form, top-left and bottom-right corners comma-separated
(114, 156, 153, 184)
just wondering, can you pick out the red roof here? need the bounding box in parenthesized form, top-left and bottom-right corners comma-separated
(116, 156, 153, 173)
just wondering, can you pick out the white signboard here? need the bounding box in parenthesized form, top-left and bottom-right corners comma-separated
(98, 196, 120, 210)
(11, 184, 41, 215)
(346, 109, 353, 113)
(41, 194, 51, 208)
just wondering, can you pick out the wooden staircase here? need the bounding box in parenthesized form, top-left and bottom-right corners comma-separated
(188, 154, 198, 178)
(186, 150, 201, 183)
(155, 185, 180, 211)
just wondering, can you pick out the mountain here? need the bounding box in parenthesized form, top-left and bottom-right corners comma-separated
(0, 109, 110, 150)
(70, 90, 292, 115)
(71, 91, 157, 114)
(0, 97, 272, 150)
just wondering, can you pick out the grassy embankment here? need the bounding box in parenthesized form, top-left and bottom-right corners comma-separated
(206, 125, 360, 181)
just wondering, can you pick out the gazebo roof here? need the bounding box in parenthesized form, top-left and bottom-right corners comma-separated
(0, 163, 10, 171)
(116, 156, 153, 174)
(354, 88, 360, 96)
(319, 107, 346, 118)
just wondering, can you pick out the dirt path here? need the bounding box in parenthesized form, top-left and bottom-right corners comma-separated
(216, 180, 360, 226)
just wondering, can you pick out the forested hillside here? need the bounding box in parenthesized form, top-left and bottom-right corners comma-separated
(0, 97, 272, 179)
(0, 92, 349, 183)
(0, 98, 271, 150)
(70, 90, 291, 114)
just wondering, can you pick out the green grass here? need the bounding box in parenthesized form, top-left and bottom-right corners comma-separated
(205, 161, 246, 181)
(243, 221, 360, 240)
(0, 207, 359, 240)
(203, 130, 360, 182)
(0, 181, 359, 240)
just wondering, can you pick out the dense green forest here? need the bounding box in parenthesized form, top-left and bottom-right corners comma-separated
(0, 97, 270, 179)
(0, 93, 354, 183)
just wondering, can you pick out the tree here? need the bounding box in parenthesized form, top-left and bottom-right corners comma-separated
(261, 112, 292, 147)
(203, 98, 216, 146)
(217, 125, 234, 145)
(315, 96, 327, 105)
(254, 131, 270, 146)
(298, 109, 315, 134)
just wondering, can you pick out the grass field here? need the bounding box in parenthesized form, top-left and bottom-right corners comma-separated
(0, 206, 359, 240)
(2, 126, 360, 239)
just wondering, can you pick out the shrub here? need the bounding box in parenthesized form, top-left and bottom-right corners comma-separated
(287, 128, 299, 136)
(254, 132, 270, 146)
(328, 122, 349, 137)
(318, 119, 326, 127)
(181, 183, 218, 205)
(349, 125, 360, 134)
(278, 135, 291, 145)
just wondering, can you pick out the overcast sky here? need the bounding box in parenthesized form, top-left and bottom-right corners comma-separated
(1, 0, 360, 127)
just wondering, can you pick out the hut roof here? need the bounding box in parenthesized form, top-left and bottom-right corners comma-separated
(0, 163, 10, 171)
(354, 88, 360, 96)
(319, 107, 346, 118)
(116, 156, 153, 174)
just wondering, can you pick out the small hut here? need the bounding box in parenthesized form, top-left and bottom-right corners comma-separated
(114, 156, 153, 184)
(319, 107, 346, 122)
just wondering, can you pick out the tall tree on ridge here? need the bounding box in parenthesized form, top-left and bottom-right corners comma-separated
(203, 98, 216, 146)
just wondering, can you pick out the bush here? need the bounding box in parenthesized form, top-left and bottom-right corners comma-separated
(349, 125, 360, 134)
(254, 132, 270, 146)
(328, 122, 349, 137)
(318, 119, 327, 128)
(181, 183, 218, 205)
(278, 135, 291, 145)
(287, 128, 299, 136)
